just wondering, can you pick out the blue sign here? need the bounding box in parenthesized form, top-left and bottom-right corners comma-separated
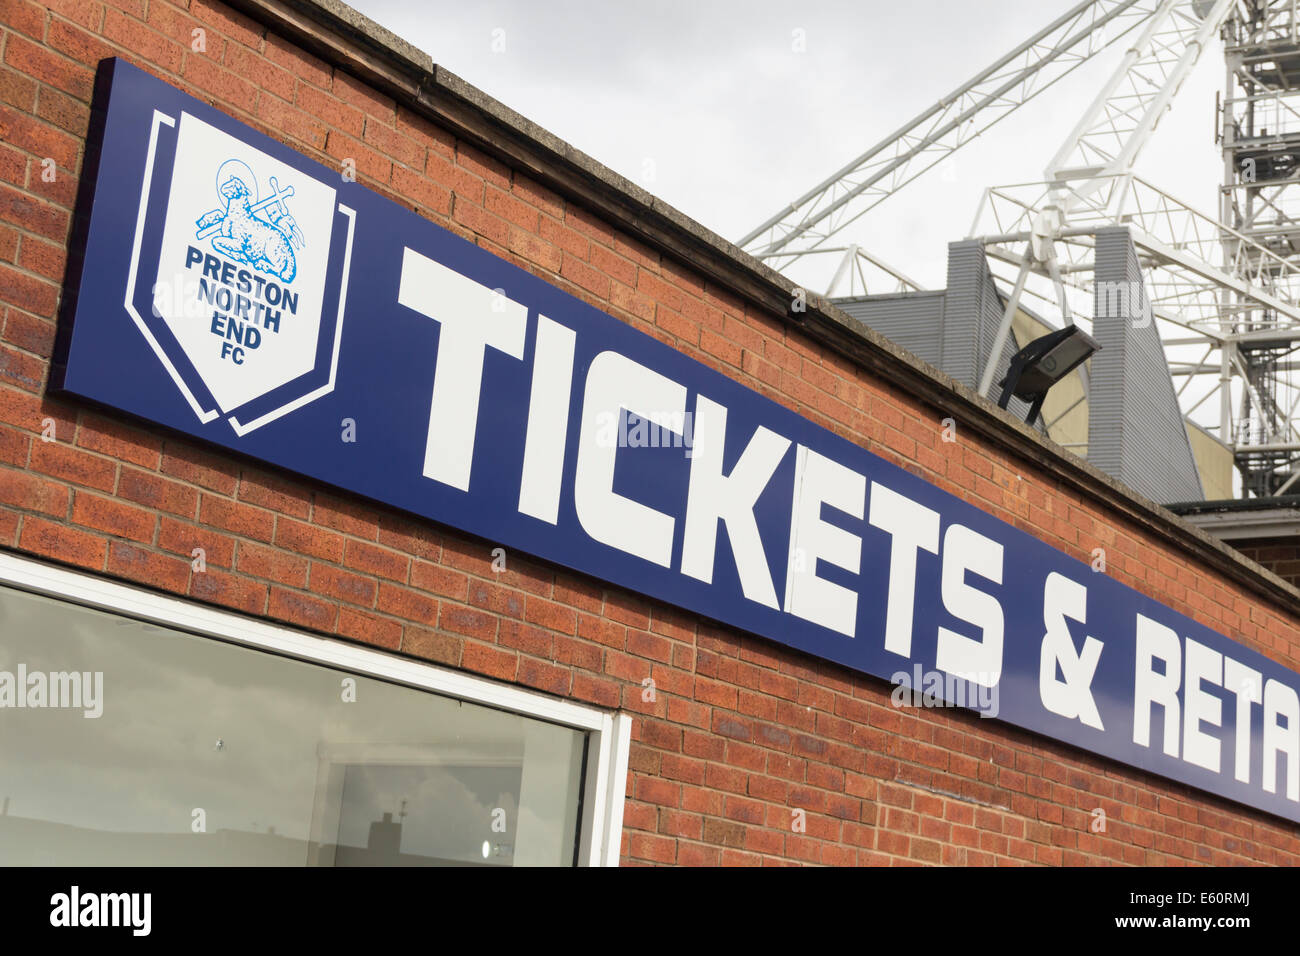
(57, 59, 1300, 824)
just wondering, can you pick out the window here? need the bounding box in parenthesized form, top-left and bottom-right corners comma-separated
(0, 552, 630, 866)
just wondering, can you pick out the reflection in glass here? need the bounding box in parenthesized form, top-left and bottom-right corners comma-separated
(0, 586, 587, 865)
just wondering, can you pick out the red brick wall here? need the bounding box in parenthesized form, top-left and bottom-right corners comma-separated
(2, 0, 1299, 865)
(1234, 541, 1300, 590)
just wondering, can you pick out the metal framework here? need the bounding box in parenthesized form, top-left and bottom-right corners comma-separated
(1217, 0, 1300, 492)
(740, 0, 1300, 497)
(739, 0, 1164, 268)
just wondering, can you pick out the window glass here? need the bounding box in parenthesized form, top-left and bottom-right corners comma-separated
(0, 585, 587, 866)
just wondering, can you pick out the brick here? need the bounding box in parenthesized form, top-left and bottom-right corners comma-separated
(295, 81, 364, 137)
(158, 517, 233, 568)
(396, 105, 453, 158)
(189, 0, 265, 50)
(628, 831, 676, 865)
(401, 624, 461, 666)
(0, 424, 30, 467)
(425, 148, 483, 203)
(0, 138, 28, 187)
(439, 603, 497, 641)
(337, 606, 401, 649)
(237, 540, 309, 588)
(275, 516, 343, 562)
(43, 0, 103, 30)
(223, 44, 294, 103)
(456, 143, 509, 189)
(71, 491, 155, 542)
(103, 8, 183, 74)
(325, 125, 392, 182)
(4, 34, 95, 104)
(517, 656, 570, 696)
(554, 577, 603, 613)
(264, 33, 331, 89)
(106, 540, 189, 594)
(255, 94, 327, 151)
(268, 586, 336, 633)
(571, 671, 620, 707)
(310, 562, 376, 606)
(505, 226, 560, 274)
(34, 83, 89, 137)
(566, 206, 618, 247)
(552, 633, 601, 670)
(161, 443, 238, 495)
(312, 493, 378, 539)
(142, 0, 204, 49)
(466, 577, 524, 617)
(461, 641, 516, 681)
(363, 115, 424, 170)
(452, 196, 509, 247)
(560, 251, 610, 299)
(0, 341, 44, 391)
(0, 467, 67, 516)
(523, 595, 576, 634)
(637, 776, 681, 809)
(391, 163, 451, 217)
(1, 0, 47, 43)
(376, 517, 440, 560)
(539, 215, 588, 259)
(410, 558, 468, 601)
(512, 174, 563, 219)
(333, 70, 394, 124)
(588, 242, 637, 288)
(30, 439, 116, 491)
(609, 280, 655, 325)
(344, 538, 408, 582)
(656, 305, 698, 345)
(482, 184, 538, 232)
(0, 222, 18, 260)
(76, 414, 161, 468)
(18, 516, 104, 569)
(237, 471, 311, 518)
(44, 18, 115, 74)
(627, 628, 673, 664)
(498, 619, 551, 657)
(0, 264, 57, 318)
(0, 369, 30, 421)
(577, 612, 625, 648)
(199, 494, 274, 542)
(375, 582, 438, 624)
(15, 235, 66, 284)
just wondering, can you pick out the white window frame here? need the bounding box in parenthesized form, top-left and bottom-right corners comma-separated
(0, 550, 631, 867)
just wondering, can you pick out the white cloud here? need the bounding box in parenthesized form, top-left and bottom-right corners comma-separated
(348, 0, 1228, 293)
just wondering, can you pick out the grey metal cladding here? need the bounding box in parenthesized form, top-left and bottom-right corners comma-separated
(835, 241, 1028, 419)
(835, 291, 947, 369)
(1089, 227, 1203, 503)
(944, 240, 1030, 420)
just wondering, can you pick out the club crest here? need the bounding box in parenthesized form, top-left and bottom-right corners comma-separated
(129, 110, 354, 434)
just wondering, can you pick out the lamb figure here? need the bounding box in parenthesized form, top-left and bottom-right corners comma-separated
(195, 173, 300, 283)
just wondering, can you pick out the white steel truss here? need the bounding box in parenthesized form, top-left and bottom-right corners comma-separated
(739, 0, 1166, 265)
(741, 0, 1300, 497)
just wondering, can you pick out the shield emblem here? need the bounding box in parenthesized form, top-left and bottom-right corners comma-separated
(128, 110, 353, 435)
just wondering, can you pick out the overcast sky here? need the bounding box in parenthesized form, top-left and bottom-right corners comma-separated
(346, 0, 1226, 294)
